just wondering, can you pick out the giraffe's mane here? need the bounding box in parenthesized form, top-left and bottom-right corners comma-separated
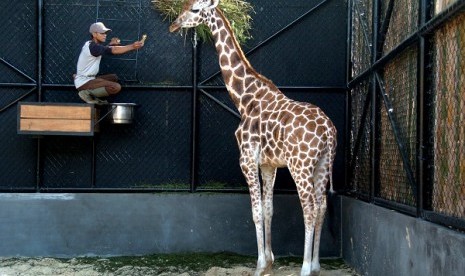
(215, 7, 278, 90)
(184, 0, 196, 10)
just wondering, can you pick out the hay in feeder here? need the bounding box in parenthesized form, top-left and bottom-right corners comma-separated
(152, 0, 254, 44)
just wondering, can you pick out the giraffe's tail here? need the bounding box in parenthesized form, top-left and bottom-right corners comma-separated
(326, 134, 337, 195)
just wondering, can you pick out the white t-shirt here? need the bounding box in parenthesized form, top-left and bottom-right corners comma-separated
(74, 41, 112, 88)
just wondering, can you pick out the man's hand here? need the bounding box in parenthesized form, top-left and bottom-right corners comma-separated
(133, 41, 144, 49)
(133, 34, 147, 49)
(109, 37, 121, 46)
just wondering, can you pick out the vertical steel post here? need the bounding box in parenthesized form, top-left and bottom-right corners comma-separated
(370, 0, 380, 201)
(344, 0, 353, 191)
(190, 31, 199, 193)
(92, 137, 96, 188)
(416, 0, 430, 218)
(36, 0, 44, 192)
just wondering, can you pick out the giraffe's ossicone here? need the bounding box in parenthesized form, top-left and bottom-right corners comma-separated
(170, 1, 337, 275)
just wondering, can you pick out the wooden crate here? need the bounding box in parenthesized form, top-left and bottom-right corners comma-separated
(18, 102, 99, 136)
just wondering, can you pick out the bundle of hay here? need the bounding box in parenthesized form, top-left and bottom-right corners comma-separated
(152, 0, 254, 44)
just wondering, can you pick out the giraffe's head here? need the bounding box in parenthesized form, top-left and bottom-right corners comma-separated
(169, 0, 219, 32)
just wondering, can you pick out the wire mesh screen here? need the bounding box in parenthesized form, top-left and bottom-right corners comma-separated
(348, 80, 371, 196)
(380, 0, 419, 55)
(197, 90, 244, 190)
(378, 46, 417, 205)
(350, 0, 372, 78)
(0, 0, 37, 84)
(429, 10, 465, 219)
(95, 90, 192, 189)
(0, 90, 37, 190)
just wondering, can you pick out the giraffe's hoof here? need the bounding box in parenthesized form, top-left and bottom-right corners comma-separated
(309, 269, 320, 276)
(254, 262, 273, 276)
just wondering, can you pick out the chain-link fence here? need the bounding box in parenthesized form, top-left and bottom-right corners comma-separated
(348, 0, 465, 230)
(0, 0, 347, 192)
(429, 6, 465, 220)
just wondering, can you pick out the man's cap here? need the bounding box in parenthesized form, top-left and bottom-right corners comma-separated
(89, 22, 111, 34)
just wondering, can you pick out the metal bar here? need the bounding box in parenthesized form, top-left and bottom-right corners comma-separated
(37, 0, 43, 102)
(377, 0, 395, 55)
(35, 0, 44, 192)
(28, 187, 293, 194)
(36, 138, 42, 193)
(199, 85, 348, 91)
(190, 31, 199, 193)
(346, 0, 353, 85)
(96, 0, 100, 20)
(0, 188, 37, 193)
(0, 58, 36, 84)
(370, 0, 379, 201)
(416, 0, 429, 218)
(423, 211, 465, 232)
(40, 83, 348, 91)
(91, 137, 96, 188)
(0, 83, 36, 87)
(345, 0, 353, 191)
(422, 1, 435, 217)
(0, 87, 36, 113)
(44, 83, 192, 89)
(373, 197, 417, 216)
(36, 188, 191, 193)
(199, 89, 240, 119)
(375, 73, 418, 198)
(199, 0, 330, 85)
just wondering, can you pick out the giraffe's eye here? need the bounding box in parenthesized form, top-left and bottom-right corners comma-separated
(191, 8, 200, 13)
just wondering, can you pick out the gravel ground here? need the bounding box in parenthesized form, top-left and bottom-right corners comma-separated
(0, 254, 357, 276)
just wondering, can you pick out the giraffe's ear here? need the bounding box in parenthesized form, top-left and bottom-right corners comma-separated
(208, 0, 219, 9)
(192, 0, 208, 11)
(192, 0, 218, 11)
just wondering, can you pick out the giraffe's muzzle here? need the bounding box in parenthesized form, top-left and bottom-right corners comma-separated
(169, 22, 181, 33)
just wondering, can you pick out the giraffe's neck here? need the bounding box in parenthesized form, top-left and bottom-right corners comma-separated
(206, 9, 281, 114)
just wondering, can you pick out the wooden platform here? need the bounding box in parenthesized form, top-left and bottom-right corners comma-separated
(17, 102, 99, 136)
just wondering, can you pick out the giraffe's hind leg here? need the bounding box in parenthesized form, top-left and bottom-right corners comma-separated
(288, 158, 319, 276)
(309, 147, 334, 276)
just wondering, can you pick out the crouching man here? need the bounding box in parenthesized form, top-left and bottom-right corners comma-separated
(74, 22, 144, 104)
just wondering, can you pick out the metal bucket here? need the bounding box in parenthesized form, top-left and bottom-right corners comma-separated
(108, 103, 137, 124)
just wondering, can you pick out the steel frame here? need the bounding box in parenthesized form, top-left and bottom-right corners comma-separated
(0, 0, 347, 194)
(347, 0, 465, 231)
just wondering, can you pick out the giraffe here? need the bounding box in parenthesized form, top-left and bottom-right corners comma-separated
(169, 1, 337, 275)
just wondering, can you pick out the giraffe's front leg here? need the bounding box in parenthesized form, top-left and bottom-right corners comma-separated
(238, 149, 268, 276)
(260, 165, 277, 273)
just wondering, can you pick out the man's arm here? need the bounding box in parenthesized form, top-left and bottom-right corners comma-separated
(110, 41, 144, 55)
